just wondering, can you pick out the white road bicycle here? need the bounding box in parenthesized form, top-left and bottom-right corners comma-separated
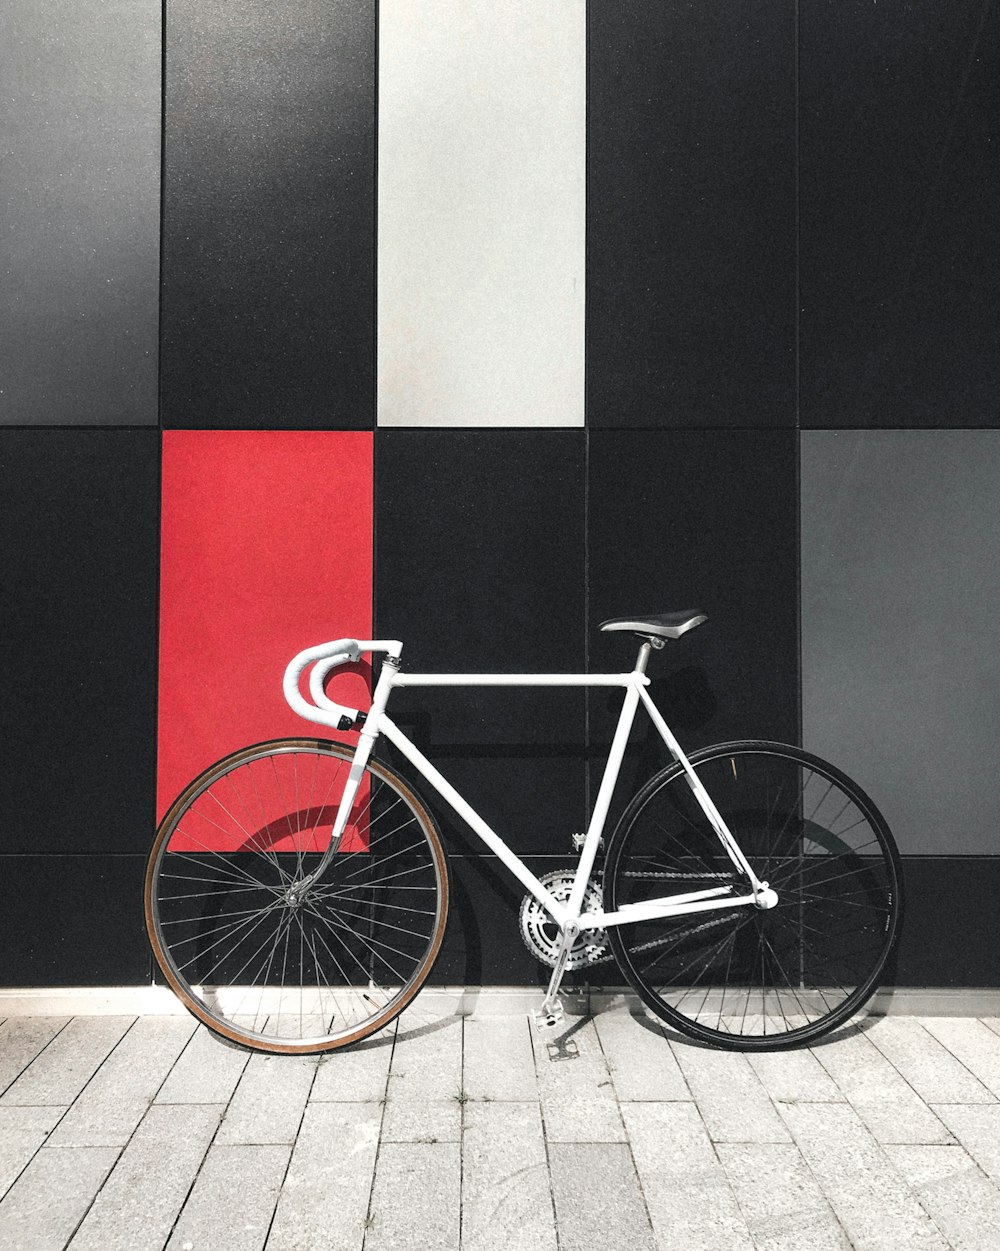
(145, 612, 903, 1054)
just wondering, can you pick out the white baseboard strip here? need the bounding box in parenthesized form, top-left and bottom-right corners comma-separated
(1, 985, 999, 1018)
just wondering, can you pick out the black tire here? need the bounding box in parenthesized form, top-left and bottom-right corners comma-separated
(604, 741, 902, 1049)
(145, 738, 449, 1054)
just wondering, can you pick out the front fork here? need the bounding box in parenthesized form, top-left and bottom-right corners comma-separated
(290, 655, 400, 896)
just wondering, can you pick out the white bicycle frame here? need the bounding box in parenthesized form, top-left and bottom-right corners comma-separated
(284, 638, 777, 1019)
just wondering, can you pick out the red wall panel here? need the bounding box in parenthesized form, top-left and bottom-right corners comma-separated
(157, 430, 373, 822)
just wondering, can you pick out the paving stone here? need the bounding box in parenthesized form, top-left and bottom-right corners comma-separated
(50, 1015, 197, 1146)
(929, 1104, 1000, 1186)
(387, 1011, 463, 1103)
(266, 1101, 381, 1250)
(622, 1101, 753, 1250)
(463, 1014, 537, 1101)
(0, 1145, 118, 1251)
(886, 1143, 1000, 1251)
(0, 1018, 69, 1096)
(592, 1004, 689, 1102)
(461, 1102, 555, 1251)
(748, 1045, 844, 1106)
(216, 1052, 318, 1144)
(381, 1095, 461, 1143)
(548, 1142, 656, 1251)
(868, 1018, 995, 1105)
(530, 1017, 624, 1142)
(0, 1016, 133, 1107)
(814, 1027, 950, 1144)
(68, 1103, 223, 1251)
(155, 1024, 250, 1104)
(364, 1141, 460, 1251)
(921, 1019, 1000, 1099)
(0, 1105, 66, 1197)
(310, 1030, 395, 1102)
(167, 1143, 289, 1251)
(716, 1142, 851, 1250)
(671, 1044, 790, 1143)
(779, 1101, 949, 1250)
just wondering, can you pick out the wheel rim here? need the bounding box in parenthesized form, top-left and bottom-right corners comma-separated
(146, 741, 447, 1052)
(606, 745, 900, 1046)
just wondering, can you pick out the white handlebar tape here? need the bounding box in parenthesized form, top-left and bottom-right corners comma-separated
(283, 638, 362, 730)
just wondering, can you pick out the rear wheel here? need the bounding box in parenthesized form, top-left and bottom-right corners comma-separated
(145, 738, 449, 1053)
(604, 741, 902, 1049)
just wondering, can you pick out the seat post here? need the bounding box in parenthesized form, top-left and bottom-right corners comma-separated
(634, 640, 658, 674)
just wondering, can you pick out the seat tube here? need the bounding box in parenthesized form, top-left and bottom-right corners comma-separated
(566, 648, 650, 918)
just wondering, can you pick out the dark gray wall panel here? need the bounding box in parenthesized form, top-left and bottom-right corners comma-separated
(802, 430, 1000, 855)
(375, 430, 586, 858)
(800, 1, 1000, 427)
(588, 429, 799, 823)
(0, 430, 160, 856)
(0, 0, 160, 425)
(161, 0, 375, 428)
(588, 1, 796, 428)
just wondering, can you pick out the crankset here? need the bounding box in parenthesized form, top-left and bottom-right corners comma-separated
(519, 871, 610, 970)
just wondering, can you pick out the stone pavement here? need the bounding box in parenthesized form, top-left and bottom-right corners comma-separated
(2, 1001, 1000, 1249)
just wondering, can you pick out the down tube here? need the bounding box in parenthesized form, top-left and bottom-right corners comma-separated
(376, 714, 567, 924)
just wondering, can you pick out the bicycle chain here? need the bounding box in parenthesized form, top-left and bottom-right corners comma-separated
(520, 868, 740, 969)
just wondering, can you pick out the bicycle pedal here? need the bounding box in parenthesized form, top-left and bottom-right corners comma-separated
(532, 1002, 565, 1033)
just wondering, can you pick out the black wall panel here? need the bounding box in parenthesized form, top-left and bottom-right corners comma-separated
(800, 1, 1000, 427)
(161, 0, 375, 429)
(896, 860, 1000, 987)
(588, 429, 798, 826)
(587, 1, 796, 428)
(0, 0, 160, 425)
(0, 430, 160, 858)
(375, 430, 587, 862)
(0, 857, 149, 987)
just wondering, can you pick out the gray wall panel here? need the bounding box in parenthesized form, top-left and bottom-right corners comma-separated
(801, 430, 1000, 854)
(0, 0, 160, 424)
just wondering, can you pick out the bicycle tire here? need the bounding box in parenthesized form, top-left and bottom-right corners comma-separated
(604, 741, 902, 1049)
(145, 738, 449, 1054)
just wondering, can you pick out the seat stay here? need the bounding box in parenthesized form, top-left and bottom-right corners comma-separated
(637, 684, 766, 895)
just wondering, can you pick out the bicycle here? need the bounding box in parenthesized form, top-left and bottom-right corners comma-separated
(144, 612, 902, 1054)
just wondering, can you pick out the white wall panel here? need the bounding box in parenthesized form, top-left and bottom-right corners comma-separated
(378, 0, 585, 427)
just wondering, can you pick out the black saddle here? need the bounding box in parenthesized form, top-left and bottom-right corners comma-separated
(599, 611, 707, 642)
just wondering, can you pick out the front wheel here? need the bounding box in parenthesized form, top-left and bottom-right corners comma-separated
(604, 741, 902, 1049)
(145, 738, 449, 1054)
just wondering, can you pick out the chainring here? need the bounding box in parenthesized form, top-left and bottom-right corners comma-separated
(519, 871, 609, 970)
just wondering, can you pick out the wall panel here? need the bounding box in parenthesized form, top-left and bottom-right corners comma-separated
(588, 429, 799, 824)
(0, 0, 160, 425)
(157, 431, 373, 818)
(800, 1, 1000, 427)
(801, 430, 1000, 855)
(0, 429, 159, 858)
(0, 857, 149, 987)
(588, 1, 795, 428)
(378, 0, 585, 427)
(161, 0, 375, 428)
(375, 430, 586, 858)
